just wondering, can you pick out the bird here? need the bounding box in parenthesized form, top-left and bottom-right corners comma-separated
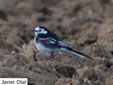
(32, 26, 92, 59)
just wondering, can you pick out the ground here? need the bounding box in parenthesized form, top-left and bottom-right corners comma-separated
(0, 0, 113, 85)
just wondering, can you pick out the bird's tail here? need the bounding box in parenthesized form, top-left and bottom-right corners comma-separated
(62, 47, 92, 59)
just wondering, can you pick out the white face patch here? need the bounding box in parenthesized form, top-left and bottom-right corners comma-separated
(34, 27, 48, 36)
(39, 29, 48, 34)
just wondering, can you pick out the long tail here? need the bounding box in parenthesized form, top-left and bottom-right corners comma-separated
(62, 47, 92, 59)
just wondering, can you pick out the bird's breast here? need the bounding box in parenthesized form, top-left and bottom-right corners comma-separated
(34, 38, 52, 53)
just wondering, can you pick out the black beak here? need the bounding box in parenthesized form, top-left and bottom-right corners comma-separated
(31, 30, 38, 32)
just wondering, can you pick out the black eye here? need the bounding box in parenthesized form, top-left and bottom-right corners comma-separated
(38, 30, 41, 32)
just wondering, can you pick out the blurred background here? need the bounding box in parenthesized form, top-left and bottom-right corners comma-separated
(0, 0, 113, 85)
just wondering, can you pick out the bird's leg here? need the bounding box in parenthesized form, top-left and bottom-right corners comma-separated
(50, 52, 54, 58)
(48, 52, 55, 61)
(33, 50, 37, 61)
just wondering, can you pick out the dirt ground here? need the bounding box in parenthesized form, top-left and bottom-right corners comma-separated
(0, 0, 113, 85)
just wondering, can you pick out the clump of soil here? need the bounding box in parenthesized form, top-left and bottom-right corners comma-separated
(0, 0, 113, 85)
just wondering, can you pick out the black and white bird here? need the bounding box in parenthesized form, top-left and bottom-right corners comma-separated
(32, 26, 92, 59)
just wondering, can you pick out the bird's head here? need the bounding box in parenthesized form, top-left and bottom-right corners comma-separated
(32, 26, 48, 36)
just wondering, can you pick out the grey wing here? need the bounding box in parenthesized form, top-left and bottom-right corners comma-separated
(48, 37, 68, 47)
(57, 41, 69, 47)
(39, 37, 68, 47)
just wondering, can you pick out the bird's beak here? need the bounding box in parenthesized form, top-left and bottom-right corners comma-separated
(31, 30, 38, 32)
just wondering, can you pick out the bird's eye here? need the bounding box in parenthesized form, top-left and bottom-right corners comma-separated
(38, 30, 41, 32)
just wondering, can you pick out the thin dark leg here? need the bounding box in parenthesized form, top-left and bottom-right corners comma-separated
(50, 52, 54, 58)
(33, 50, 37, 61)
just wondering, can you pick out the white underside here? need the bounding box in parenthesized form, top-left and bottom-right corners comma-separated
(35, 42, 52, 52)
(34, 38, 58, 54)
